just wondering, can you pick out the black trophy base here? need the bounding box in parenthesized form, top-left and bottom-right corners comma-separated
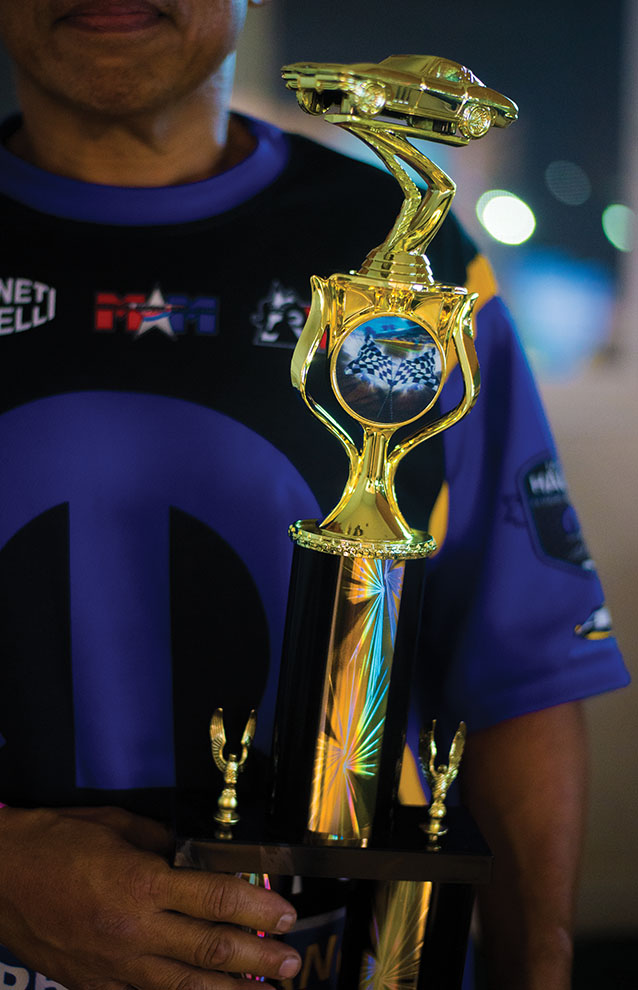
(173, 793, 491, 990)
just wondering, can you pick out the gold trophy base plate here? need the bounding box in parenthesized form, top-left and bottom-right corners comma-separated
(289, 520, 436, 559)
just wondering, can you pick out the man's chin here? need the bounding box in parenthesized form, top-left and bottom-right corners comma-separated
(49, 68, 180, 120)
(43, 33, 185, 118)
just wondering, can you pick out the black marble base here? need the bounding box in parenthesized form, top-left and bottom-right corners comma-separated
(173, 795, 491, 990)
(174, 796, 491, 885)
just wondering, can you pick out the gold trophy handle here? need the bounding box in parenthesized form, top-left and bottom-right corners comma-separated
(387, 291, 480, 477)
(291, 277, 360, 472)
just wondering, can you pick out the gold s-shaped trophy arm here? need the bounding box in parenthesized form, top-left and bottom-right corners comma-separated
(336, 119, 455, 268)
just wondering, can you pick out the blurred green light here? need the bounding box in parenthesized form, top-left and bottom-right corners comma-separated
(476, 190, 536, 245)
(602, 204, 634, 252)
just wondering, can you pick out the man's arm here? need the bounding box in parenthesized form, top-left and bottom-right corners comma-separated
(0, 805, 301, 990)
(461, 701, 588, 990)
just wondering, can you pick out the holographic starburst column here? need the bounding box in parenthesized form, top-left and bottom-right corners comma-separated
(307, 557, 405, 845)
(270, 544, 426, 848)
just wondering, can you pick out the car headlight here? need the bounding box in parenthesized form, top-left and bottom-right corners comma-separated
(350, 79, 387, 116)
(459, 101, 493, 138)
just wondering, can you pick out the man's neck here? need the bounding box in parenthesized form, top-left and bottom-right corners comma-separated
(6, 65, 255, 187)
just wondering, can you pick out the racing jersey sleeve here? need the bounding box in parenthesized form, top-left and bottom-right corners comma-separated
(414, 289, 629, 736)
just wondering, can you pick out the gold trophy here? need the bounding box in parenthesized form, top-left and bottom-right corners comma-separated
(270, 55, 516, 989)
(176, 55, 516, 990)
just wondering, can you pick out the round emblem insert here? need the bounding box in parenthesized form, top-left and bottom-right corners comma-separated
(333, 315, 443, 426)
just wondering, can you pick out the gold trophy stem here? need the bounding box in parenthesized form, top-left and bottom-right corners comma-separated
(321, 428, 411, 542)
(337, 120, 456, 285)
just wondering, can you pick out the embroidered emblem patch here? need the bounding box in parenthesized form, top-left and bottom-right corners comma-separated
(94, 285, 218, 336)
(575, 605, 613, 640)
(0, 277, 57, 335)
(519, 456, 593, 571)
(251, 280, 310, 348)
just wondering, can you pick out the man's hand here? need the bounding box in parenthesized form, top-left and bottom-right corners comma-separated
(0, 805, 301, 990)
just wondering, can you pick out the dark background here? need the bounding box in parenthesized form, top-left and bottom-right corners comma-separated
(275, 0, 625, 273)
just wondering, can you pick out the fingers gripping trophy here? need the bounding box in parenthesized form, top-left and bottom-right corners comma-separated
(176, 55, 517, 990)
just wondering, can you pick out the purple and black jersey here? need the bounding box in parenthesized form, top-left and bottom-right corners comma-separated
(0, 113, 629, 990)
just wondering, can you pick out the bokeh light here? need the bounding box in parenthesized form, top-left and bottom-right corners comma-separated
(544, 160, 592, 206)
(476, 190, 536, 245)
(602, 203, 635, 252)
(504, 249, 614, 379)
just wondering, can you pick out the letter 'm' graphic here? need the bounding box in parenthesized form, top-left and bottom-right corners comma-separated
(0, 963, 29, 990)
(0, 393, 319, 789)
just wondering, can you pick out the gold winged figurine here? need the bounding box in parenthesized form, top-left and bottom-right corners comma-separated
(209, 707, 257, 838)
(419, 719, 466, 845)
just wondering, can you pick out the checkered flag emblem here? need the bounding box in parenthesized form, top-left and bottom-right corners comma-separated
(345, 333, 439, 392)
